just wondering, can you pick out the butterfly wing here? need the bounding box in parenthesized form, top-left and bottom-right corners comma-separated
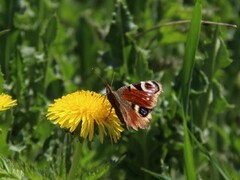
(124, 102, 153, 130)
(119, 81, 162, 109)
(106, 81, 162, 130)
(106, 83, 126, 124)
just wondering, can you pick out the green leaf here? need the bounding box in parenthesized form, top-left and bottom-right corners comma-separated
(42, 14, 58, 47)
(83, 163, 111, 180)
(215, 37, 232, 70)
(190, 69, 209, 95)
(160, 29, 186, 44)
(198, 27, 233, 127)
(203, 27, 232, 81)
(181, 1, 202, 180)
(106, 0, 137, 46)
(180, 0, 202, 114)
(105, 0, 137, 67)
(183, 111, 196, 180)
(0, 156, 25, 179)
(127, 44, 153, 80)
(0, 29, 10, 37)
(75, 14, 101, 79)
(13, 3, 38, 30)
(189, 130, 231, 180)
(211, 79, 234, 113)
(0, 70, 4, 92)
(141, 167, 172, 180)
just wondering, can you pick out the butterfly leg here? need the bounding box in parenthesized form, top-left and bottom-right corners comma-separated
(105, 106, 113, 121)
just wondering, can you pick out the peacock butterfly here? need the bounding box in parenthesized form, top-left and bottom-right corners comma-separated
(106, 81, 162, 130)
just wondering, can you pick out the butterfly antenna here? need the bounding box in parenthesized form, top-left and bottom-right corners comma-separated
(91, 68, 109, 102)
(110, 72, 115, 86)
(91, 67, 107, 85)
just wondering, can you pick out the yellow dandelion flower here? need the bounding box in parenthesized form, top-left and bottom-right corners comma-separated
(0, 93, 17, 111)
(47, 90, 124, 143)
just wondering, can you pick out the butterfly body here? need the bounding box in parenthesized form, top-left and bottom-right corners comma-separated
(106, 81, 162, 130)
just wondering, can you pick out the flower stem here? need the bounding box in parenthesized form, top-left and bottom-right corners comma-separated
(67, 139, 81, 180)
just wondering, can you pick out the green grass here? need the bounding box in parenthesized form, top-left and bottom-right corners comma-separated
(181, 1, 202, 179)
(0, 0, 239, 179)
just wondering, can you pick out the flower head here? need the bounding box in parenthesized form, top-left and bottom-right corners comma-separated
(0, 93, 17, 111)
(47, 90, 124, 143)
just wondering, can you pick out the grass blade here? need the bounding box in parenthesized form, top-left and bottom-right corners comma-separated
(181, 0, 202, 114)
(180, 0, 202, 180)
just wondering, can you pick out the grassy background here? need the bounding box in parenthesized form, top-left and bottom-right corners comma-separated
(0, 0, 240, 179)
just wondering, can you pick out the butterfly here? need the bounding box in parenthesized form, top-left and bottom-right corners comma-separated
(106, 81, 162, 130)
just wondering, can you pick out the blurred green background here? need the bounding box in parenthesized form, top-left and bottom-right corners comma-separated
(0, 0, 239, 179)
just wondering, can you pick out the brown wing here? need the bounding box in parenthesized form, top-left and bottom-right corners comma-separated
(106, 83, 152, 130)
(123, 103, 152, 130)
(118, 81, 162, 109)
(106, 81, 162, 130)
(106, 83, 125, 124)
